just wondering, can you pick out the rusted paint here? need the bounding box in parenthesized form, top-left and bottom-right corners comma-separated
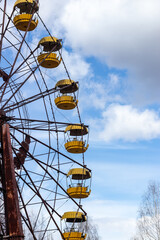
(14, 135, 30, 169)
(1, 124, 24, 239)
(0, 70, 8, 82)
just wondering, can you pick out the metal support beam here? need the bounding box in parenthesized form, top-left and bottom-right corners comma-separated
(1, 123, 24, 239)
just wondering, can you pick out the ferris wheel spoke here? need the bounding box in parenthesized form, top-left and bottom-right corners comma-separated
(1, 53, 12, 67)
(17, 184, 37, 240)
(2, 37, 32, 76)
(2, 42, 20, 51)
(33, 52, 59, 130)
(1, 68, 37, 109)
(20, 214, 37, 240)
(0, 66, 11, 72)
(1, 10, 40, 73)
(0, 6, 14, 37)
(8, 81, 26, 130)
(28, 158, 67, 176)
(11, 118, 86, 127)
(33, 203, 43, 234)
(29, 154, 86, 214)
(2, 34, 36, 76)
(0, 81, 9, 104)
(0, 82, 6, 93)
(11, 126, 64, 132)
(11, 69, 32, 85)
(33, 160, 87, 214)
(8, 12, 38, 78)
(1, 44, 59, 109)
(0, 53, 36, 106)
(6, 27, 24, 43)
(10, 125, 91, 171)
(31, 185, 67, 197)
(41, 177, 64, 239)
(38, 33, 82, 126)
(4, 80, 78, 112)
(48, 162, 66, 175)
(2, 36, 76, 113)
(15, 171, 64, 237)
(11, 133, 67, 187)
(34, 17, 82, 125)
(0, 0, 91, 238)
(4, 86, 57, 112)
(10, 46, 38, 78)
(15, 166, 62, 219)
(0, 2, 14, 61)
(7, 25, 55, 123)
(10, 130, 87, 216)
(1, 35, 46, 107)
(18, 182, 64, 240)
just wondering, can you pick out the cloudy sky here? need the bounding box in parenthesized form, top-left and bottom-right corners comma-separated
(4, 0, 160, 239)
(37, 1, 160, 239)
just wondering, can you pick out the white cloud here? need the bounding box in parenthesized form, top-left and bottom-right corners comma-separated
(36, 48, 91, 82)
(89, 104, 160, 142)
(61, 0, 160, 58)
(79, 81, 109, 110)
(109, 74, 119, 87)
(6, 0, 160, 104)
(78, 73, 124, 114)
(60, 49, 91, 80)
(59, 0, 160, 104)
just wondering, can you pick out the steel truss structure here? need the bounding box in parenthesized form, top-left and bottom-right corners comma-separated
(0, 0, 91, 239)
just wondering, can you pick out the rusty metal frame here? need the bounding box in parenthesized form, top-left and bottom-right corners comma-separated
(17, 185, 37, 240)
(0, 0, 90, 238)
(1, 123, 24, 239)
(1, 41, 63, 109)
(15, 168, 65, 239)
(11, 144, 65, 239)
(10, 131, 87, 215)
(10, 124, 91, 172)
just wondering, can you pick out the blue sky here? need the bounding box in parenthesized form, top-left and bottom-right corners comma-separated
(3, 0, 160, 239)
(43, 0, 160, 239)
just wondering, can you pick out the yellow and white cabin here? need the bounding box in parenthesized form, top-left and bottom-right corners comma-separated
(37, 36, 62, 68)
(67, 168, 91, 199)
(61, 212, 87, 240)
(64, 125, 89, 154)
(13, 0, 39, 31)
(54, 79, 78, 110)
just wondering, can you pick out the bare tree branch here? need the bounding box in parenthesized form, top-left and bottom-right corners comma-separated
(130, 181, 160, 240)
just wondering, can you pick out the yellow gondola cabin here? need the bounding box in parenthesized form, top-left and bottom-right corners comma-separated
(37, 36, 62, 68)
(67, 168, 91, 199)
(13, 0, 39, 31)
(64, 125, 89, 154)
(61, 211, 87, 240)
(54, 79, 78, 110)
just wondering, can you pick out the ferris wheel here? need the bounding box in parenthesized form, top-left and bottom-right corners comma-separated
(0, 0, 92, 239)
